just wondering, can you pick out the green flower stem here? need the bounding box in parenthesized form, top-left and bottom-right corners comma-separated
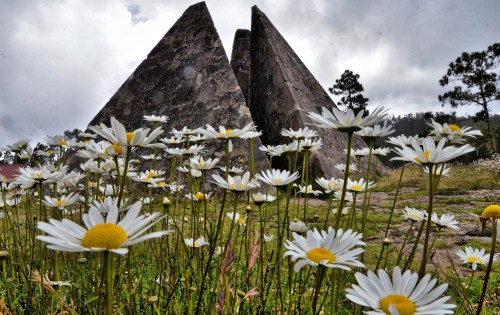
(383, 164, 406, 238)
(395, 221, 415, 266)
(195, 190, 228, 314)
(475, 219, 497, 315)
(404, 220, 426, 271)
(418, 165, 435, 278)
(312, 265, 326, 315)
(117, 147, 132, 208)
(360, 140, 374, 250)
(104, 251, 114, 315)
(346, 192, 358, 230)
(323, 192, 334, 230)
(274, 188, 285, 312)
(335, 132, 354, 230)
(425, 226, 442, 262)
(456, 269, 475, 314)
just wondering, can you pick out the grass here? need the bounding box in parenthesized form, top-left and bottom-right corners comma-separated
(1, 156, 500, 314)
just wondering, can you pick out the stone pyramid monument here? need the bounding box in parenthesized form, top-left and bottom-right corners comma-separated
(89, 2, 384, 178)
(88, 2, 269, 172)
(240, 6, 381, 178)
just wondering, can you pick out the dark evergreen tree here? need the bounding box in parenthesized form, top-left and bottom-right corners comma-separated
(439, 42, 500, 154)
(329, 70, 369, 115)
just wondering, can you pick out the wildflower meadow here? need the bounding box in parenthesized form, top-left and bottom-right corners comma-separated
(0, 108, 499, 314)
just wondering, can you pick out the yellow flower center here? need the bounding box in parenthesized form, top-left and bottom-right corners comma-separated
(59, 140, 68, 146)
(196, 192, 205, 200)
(55, 200, 67, 208)
(409, 214, 422, 221)
(448, 124, 461, 132)
(148, 171, 156, 177)
(157, 181, 166, 187)
(415, 150, 430, 164)
(105, 144, 123, 155)
(306, 248, 336, 264)
(217, 129, 234, 138)
(199, 162, 204, 168)
(126, 132, 135, 144)
(380, 294, 416, 315)
(82, 223, 127, 249)
(481, 204, 500, 219)
(47, 150, 54, 155)
(237, 218, 245, 225)
(274, 178, 280, 185)
(467, 256, 478, 263)
(351, 185, 362, 191)
(35, 172, 41, 179)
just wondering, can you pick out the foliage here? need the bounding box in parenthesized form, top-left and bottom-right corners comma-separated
(329, 69, 369, 115)
(439, 42, 500, 155)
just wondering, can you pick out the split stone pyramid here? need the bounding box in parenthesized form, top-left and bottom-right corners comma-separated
(88, 2, 383, 178)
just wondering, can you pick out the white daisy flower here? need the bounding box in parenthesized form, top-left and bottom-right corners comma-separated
(391, 137, 474, 165)
(308, 106, 388, 132)
(14, 166, 64, 189)
(335, 163, 358, 172)
(402, 207, 427, 222)
(373, 147, 391, 156)
(298, 184, 323, 196)
(226, 212, 246, 227)
(160, 136, 185, 145)
(347, 178, 375, 192)
(355, 124, 395, 139)
(345, 148, 371, 157)
(289, 220, 309, 233)
(199, 123, 257, 139)
(346, 267, 456, 315)
(190, 155, 219, 171)
(423, 164, 451, 177)
(3, 138, 31, 152)
(256, 169, 300, 187)
(315, 177, 343, 193)
(184, 236, 209, 248)
(298, 138, 323, 153)
(36, 201, 172, 255)
(284, 227, 365, 272)
(143, 115, 169, 124)
(281, 127, 318, 139)
(427, 119, 482, 144)
(431, 213, 460, 230)
(185, 192, 212, 202)
(264, 234, 274, 243)
(89, 117, 163, 148)
(252, 192, 277, 206)
(456, 247, 490, 270)
(212, 172, 258, 192)
(43, 193, 80, 210)
(218, 166, 245, 175)
(91, 196, 128, 214)
(386, 134, 423, 147)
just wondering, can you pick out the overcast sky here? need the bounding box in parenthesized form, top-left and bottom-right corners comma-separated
(0, 0, 499, 147)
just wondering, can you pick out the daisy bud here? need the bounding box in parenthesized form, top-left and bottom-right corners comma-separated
(163, 197, 172, 207)
(245, 205, 252, 214)
(148, 296, 159, 304)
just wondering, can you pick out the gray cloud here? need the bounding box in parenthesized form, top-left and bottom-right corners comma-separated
(0, 0, 499, 147)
